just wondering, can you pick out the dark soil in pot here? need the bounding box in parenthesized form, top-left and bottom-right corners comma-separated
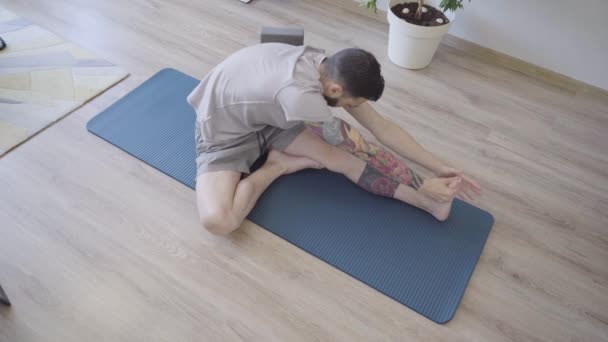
(391, 2, 449, 27)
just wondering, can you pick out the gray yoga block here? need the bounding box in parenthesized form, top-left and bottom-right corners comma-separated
(260, 27, 304, 46)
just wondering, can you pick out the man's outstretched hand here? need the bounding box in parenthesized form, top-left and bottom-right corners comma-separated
(436, 166, 482, 202)
(419, 177, 463, 203)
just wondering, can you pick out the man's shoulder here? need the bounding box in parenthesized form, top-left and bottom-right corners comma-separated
(236, 42, 306, 57)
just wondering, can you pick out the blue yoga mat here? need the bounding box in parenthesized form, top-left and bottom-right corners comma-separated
(87, 68, 494, 323)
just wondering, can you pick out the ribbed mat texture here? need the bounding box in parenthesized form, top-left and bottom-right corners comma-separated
(87, 68, 494, 323)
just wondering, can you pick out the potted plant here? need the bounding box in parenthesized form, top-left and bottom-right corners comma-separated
(363, 0, 467, 69)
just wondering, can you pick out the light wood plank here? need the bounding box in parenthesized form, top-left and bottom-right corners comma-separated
(1, 0, 607, 341)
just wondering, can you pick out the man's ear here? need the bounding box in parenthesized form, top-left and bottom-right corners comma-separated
(327, 82, 344, 98)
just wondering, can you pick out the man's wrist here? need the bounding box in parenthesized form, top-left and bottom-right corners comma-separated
(432, 163, 449, 175)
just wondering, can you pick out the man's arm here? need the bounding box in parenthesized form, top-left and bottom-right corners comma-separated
(345, 102, 482, 200)
(345, 102, 446, 173)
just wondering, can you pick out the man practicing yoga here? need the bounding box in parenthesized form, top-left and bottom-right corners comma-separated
(188, 43, 481, 235)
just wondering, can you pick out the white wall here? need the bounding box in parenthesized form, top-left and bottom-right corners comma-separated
(377, 0, 608, 90)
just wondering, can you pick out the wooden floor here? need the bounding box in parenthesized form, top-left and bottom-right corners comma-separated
(1, 0, 607, 341)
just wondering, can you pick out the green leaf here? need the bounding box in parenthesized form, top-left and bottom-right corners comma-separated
(439, 0, 468, 12)
(361, 0, 377, 13)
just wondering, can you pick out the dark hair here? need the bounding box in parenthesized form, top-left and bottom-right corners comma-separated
(323, 48, 385, 101)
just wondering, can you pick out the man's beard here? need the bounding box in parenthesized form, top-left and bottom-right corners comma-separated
(324, 95, 339, 107)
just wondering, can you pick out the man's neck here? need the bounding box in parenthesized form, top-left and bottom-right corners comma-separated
(318, 61, 328, 84)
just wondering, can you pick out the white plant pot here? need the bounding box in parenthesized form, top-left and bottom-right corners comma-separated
(387, 0, 455, 69)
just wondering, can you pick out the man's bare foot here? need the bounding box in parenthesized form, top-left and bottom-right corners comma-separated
(416, 177, 463, 221)
(266, 150, 322, 175)
(419, 195, 454, 221)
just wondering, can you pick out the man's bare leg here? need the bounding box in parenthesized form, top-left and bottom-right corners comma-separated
(307, 118, 423, 187)
(196, 151, 321, 235)
(285, 128, 461, 221)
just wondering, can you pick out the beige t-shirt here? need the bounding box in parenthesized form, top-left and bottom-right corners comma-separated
(187, 43, 332, 142)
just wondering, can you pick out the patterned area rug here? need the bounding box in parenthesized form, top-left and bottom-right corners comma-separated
(0, 7, 128, 156)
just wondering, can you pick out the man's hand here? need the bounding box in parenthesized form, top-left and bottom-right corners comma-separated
(436, 166, 482, 201)
(419, 177, 463, 203)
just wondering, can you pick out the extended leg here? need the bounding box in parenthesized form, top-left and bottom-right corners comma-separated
(307, 118, 424, 188)
(285, 127, 459, 220)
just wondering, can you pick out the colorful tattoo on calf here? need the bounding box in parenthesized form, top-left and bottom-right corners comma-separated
(357, 164, 400, 197)
(308, 118, 425, 191)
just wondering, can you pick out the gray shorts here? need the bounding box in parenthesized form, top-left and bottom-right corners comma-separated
(195, 123, 306, 176)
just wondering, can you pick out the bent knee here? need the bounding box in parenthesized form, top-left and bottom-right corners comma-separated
(199, 209, 240, 236)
